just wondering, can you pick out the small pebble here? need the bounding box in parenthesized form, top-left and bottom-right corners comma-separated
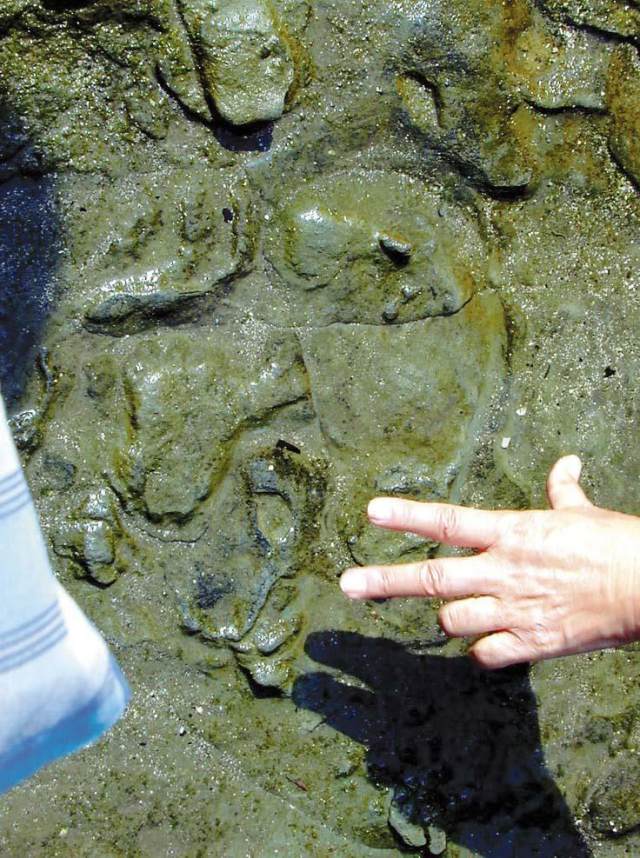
(382, 302, 399, 322)
(428, 825, 447, 855)
(401, 284, 419, 301)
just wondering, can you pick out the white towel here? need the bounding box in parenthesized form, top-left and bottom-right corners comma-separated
(0, 395, 129, 794)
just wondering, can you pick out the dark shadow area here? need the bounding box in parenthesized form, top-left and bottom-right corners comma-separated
(213, 119, 274, 153)
(0, 107, 60, 408)
(293, 631, 591, 856)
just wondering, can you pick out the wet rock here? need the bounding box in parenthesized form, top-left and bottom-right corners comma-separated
(176, 0, 309, 127)
(589, 752, 640, 837)
(7, 0, 640, 854)
(253, 615, 301, 655)
(123, 85, 171, 141)
(63, 168, 257, 335)
(606, 46, 640, 188)
(539, 0, 640, 40)
(381, 301, 399, 323)
(393, 2, 612, 191)
(427, 825, 447, 855)
(178, 443, 326, 643)
(295, 630, 590, 854)
(266, 170, 487, 325)
(388, 799, 426, 848)
(512, 21, 612, 112)
(155, 0, 214, 123)
(237, 655, 290, 691)
(300, 292, 506, 564)
(0, 1, 30, 30)
(41, 454, 76, 491)
(52, 488, 131, 586)
(26, 323, 326, 648)
(0, 170, 60, 406)
(392, 0, 537, 191)
(22, 0, 311, 146)
(301, 297, 505, 456)
(8, 349, 57, 452)
(103, 328, 309, 523)
(232, 611, 302, 691)
(9, 408, 43, 453)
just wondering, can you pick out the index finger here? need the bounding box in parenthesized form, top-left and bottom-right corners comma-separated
(367, 498, 507, 549)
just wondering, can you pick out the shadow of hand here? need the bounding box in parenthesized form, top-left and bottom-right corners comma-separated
(293, 631, 590, 856)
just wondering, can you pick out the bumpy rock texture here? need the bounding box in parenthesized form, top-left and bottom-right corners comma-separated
(2, 1, 640, 855)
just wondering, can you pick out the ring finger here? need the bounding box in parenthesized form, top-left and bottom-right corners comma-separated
(439, 595, 507, 638)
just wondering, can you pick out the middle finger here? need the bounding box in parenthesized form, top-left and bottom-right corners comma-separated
(340, 553, 498, 600)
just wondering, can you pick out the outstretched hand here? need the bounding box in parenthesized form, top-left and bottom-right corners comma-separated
(341, 456, 640, 668)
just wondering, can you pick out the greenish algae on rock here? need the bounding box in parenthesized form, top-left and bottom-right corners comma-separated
(2, 0, 640, 856)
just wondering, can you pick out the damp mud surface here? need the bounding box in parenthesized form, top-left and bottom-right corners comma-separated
(2, 1, 640, 855)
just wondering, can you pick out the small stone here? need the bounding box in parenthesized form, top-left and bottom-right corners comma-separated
(186, 0, 297, 127)
(501, 436, 511, 449)
(388, 802, 426, 848)
(401, 283, 420, 301)
(378, 234, 413, 264)
(178, 726, 187, 736)
(254, 615, 301, 655)
(382, 302, 399, 323)
(428, 825, 447, 855)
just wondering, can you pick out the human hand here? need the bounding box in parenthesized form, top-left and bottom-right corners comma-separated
(340, 456, 640, 668)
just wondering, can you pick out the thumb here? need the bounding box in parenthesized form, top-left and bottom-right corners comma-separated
(546, 455, 593, 510)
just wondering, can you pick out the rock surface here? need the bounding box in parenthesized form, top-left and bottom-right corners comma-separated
(1, 0, 640, 856)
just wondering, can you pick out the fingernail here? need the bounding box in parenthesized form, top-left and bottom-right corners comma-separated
(368, 498, 392, 523)
(340, 569, 367, 598)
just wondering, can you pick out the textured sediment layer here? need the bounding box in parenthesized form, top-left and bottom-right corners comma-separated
(2, 1, 640, 855)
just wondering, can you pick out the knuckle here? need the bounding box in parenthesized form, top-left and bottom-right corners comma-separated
(436, 506, 459, 542)
(526, 611, 551, 652)
(419, 559, 446, 596)
(494, 515, 518, 551)
(500, 512, 542, 552)
(377, 567, 396, 597)
(506, 514, 530, 545)
(532, 624, 550, 650)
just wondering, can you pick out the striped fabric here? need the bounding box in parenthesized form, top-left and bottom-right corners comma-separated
(0, 468, 30, 519)
(0, 600, 66, 675)
(0, 396, 130, 794)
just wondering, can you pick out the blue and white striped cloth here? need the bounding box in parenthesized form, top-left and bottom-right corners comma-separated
(0, 396, 129, 794)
